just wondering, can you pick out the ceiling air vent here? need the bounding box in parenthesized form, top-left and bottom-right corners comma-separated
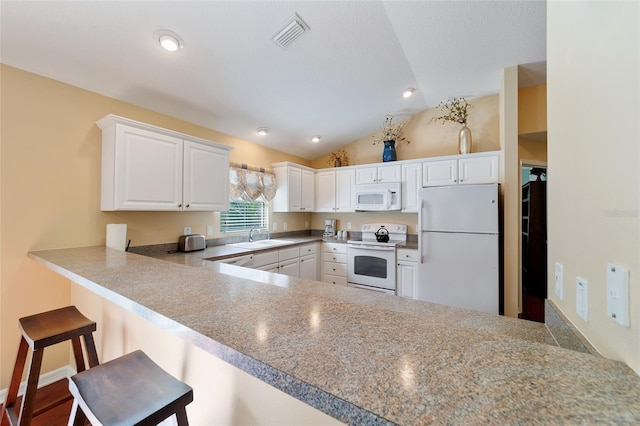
(271, 13, 310, 49)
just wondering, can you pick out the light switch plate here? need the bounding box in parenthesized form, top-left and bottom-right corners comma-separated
(206, 226, 214, 236)
(554, 263, 564, 300)
(607, 264, 630, 327)
(272, 222, 277, 231)
(576, 277, 588, 321)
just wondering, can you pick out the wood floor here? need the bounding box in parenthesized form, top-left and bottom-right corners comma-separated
(1, 379, 74, 426)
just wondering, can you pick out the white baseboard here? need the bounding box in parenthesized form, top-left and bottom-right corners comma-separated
(0, 365, 75, 402)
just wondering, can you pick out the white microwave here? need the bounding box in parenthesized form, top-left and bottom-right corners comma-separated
(355, 182, 402, 211)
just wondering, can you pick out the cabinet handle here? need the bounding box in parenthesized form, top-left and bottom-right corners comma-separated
(178, 203, 182, 207)
(186, 204, 190, 208)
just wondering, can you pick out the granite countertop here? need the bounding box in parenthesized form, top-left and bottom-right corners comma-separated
(29, 247, 640, 425)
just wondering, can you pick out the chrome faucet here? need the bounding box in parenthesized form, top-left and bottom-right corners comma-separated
(249, 227, 260, 242)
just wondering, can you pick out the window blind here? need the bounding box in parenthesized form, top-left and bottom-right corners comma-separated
(220, 200, 268, 233)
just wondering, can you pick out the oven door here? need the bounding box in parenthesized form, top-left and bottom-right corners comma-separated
(347, 244, 396, 292)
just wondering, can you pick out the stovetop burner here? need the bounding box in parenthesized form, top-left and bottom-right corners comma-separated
(347, 223, 407, 246)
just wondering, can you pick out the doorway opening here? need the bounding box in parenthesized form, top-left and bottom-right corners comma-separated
(520, 162, 547, 322)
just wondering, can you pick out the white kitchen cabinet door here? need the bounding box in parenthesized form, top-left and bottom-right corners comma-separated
(315, 170, 336, 212)
(272, 163, 314, 212)
(279, 258, 300, 277)
(335, 168, 356, 212)
(355, 164, 401, 184)
(377, 164, 401, 183)
(397, 261, 419, 299)
(299, 254, 318, 280)
(458, 155, 499, 184)
(183, 140, 229, 211)
(422, 159, 458, 187)
(288, 167, 303, 211)
(113, 124, 183, 211)
(355, 166, 378, 185)
(301, 169, 315, 211)
(401, 163, 422, 213)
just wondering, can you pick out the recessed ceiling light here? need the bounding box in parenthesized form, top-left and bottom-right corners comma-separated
(402, 87, 416, 98)
(256, 127, 269, 136)
(310, 135, 321, 143)
(154, 30, 184, 52)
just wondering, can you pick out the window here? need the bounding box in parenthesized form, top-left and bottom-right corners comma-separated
(220, 200, 269, 233)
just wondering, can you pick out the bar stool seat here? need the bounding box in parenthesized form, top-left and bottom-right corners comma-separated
(68, 350, 193, 426)
(2, 306, 100, 426)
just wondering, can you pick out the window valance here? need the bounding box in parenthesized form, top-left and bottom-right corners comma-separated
(229, 163, 277, 202)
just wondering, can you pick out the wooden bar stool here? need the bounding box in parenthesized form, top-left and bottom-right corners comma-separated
(68, 350, 193, 426)
(2, 306, 100, 426)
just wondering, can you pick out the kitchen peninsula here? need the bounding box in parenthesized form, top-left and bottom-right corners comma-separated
(29, 247, 640, 425)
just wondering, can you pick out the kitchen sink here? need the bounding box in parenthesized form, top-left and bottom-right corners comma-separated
(225, 239, 293, 249)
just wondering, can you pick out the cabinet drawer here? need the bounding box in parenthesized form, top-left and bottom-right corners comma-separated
(397, 249, 419, 262)
(323, 252, 346, 264)
(253, 251, 279, 268)
(299, 243, 319, 256)
(323, 242, 347, 255)
(279, 246, 300, 261)
(322, 262, 347, 277)
(322, 274, 348, 286)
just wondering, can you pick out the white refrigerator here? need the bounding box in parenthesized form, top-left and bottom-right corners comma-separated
(417, 184, 500, 314)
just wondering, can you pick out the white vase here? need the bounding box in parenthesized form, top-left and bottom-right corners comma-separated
(458, 125, 472, 154)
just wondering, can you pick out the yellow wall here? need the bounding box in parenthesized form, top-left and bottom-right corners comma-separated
(519, 139, 547, 163)
(547, 1, 639, 373)
(518, 84, 547, 135)
(311, 94, 500, 168)
(0, 65, 309, 387)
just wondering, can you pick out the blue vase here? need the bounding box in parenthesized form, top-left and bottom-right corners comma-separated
(382, 140, 397, 162)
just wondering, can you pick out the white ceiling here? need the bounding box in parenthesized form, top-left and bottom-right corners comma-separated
(0, 1, 546, 160)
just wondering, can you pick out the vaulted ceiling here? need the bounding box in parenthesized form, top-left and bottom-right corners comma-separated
(1, 1, 546, 159)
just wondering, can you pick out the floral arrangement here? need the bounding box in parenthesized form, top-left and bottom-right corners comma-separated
(429, 97, 470, 125)
(371, 115, 410, 145)
(327, 149, 349, 167)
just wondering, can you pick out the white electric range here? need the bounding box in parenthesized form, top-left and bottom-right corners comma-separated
(347, 224, 407, 294)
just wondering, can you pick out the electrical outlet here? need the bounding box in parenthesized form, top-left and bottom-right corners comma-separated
(283, 222, 288, 230)
(206, 226, 214, 236)
(554, 262, 564, 300)
(576, 277, 588, 321)
(272, 222, 278, 231)
(305, 221, 309, 229)
(183, 227, 191, 235)
(347, 222, 352, 230)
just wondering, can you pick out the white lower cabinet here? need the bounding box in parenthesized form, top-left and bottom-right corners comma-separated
(397, 248, 419, 299)
(222, 243, 321, 279)
(278, 258, 300, 277)
(299, 243, 319, 280)
(321, 242, 348, 286)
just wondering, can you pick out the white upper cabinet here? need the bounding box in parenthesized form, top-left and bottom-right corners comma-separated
(315, 168, 356, 213)
(422, 159, 458, 187)
(355, 163, 401, 184)
(422, 153, 499, 187)
(183, 140, 230, 211)
(401, 162, 422, 213)
(272, 162, 315, 212)
(97, 115, 232, 211)
(458, 155, 499, 184)
(315, 170, 336, 212)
